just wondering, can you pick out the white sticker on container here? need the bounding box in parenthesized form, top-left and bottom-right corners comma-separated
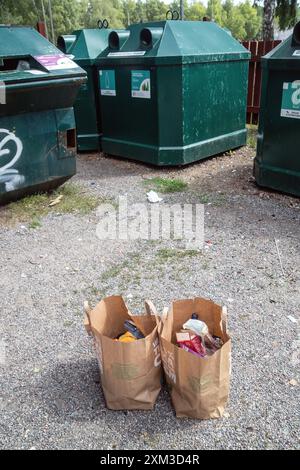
(25, 70, 47, 75)
(281, 80, 300, 119)
(131, 70, 151, 99)
(107, 51, 146, 57)
(99, 70, 116, 96)
(34, 54, 79, 71)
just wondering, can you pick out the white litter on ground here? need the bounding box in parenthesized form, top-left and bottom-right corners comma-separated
(147, 190, 163, 203)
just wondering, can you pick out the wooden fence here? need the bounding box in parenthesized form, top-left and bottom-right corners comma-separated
(242, 40, 281, 124)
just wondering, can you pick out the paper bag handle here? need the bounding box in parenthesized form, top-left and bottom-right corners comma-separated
(155, 306, 169, 336)
(162, 307, 169, 322)
(221, 306, 228, 335)
(83, 300, 92, 336)
(144, 299, 165, 334)
(144, 299, 158, 316)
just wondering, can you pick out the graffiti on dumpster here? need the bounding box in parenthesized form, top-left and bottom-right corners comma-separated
(0, 129, 25, 192)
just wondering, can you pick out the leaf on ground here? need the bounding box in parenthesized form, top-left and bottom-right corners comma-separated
(49, 195, 63, 207)
(289, 379, 298, 386)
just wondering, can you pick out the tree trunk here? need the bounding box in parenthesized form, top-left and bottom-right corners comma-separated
(263, 0, 276, 40)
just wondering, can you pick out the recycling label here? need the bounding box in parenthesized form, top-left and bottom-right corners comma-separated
(280, 80, 300, 119)
(99, 70, 116, 96)
(131, 70, 151, 99)
(34, 54, 79, 70)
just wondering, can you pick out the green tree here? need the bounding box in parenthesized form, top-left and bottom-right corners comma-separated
(144, 0, 166, 22)
(82, 0, 124, 29)
(239, 0, 261, 39)
(122, 0, 146, 26)
(186, 2, 206, 21)
(276, 0, 298, 30)
(223, 0, 245, 39)
(50, 0, 86, 38)
(206, 0, 224, 25)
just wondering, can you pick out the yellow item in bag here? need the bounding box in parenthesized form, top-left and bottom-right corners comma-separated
(118, 331, 136, 343)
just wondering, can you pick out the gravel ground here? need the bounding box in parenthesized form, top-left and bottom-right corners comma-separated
(0, 146, 299, 450)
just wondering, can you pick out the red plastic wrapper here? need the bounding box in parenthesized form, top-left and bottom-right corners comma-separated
(176, 330, 206, 357)
(180, 344, 206, 358)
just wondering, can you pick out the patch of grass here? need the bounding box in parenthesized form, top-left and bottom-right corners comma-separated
(195, 192, 227, 206)
(211, 192, 227, 207)
(247, 125, 258, 149)
(0, 182, 111, 227)
(143, 177, 188, 193)
(28, 216, 42, 229)
(156, 248, 200, 261)
(101, 265, 124, 282)
(100, 252, 142, 282)
(53, 183, 100, 215)
(196, 193, 210, 204)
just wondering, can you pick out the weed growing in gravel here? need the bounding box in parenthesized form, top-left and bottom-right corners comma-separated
(143, 177, 188, 193)
(28, 216, 42, 229)
(100, 254, 141, 281)
(247, 125, 258, 149)
(195, 192, 227, 206)
(196, 193, 210, 204)
(101, 265, 124, 282)
(156, 248, 200, 261)
(53, 183, 101, 215)
(0, 183, 112, 227)
(86, 247, 209, 303)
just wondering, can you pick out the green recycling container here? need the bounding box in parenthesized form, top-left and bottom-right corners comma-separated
(254, 22, 300, 197)
(0, 26, 86, 204)
(57, 29, 111, 152)
(98, 20, 250, 166)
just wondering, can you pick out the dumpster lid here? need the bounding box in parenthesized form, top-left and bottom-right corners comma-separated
(63, 29, 111, 63)
(102, 20, 250, 64)
(263, 22, 300, 60)
(0, 26, 86, 82)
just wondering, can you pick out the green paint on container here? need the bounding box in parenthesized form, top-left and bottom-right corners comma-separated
(255, 21, 300, 197)
(57, 28, 111, 152)
(0, 26, 86, 204)
(98, 20, 250, 166)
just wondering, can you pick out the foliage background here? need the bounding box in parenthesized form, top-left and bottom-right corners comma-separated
(0, 0, 298, 41)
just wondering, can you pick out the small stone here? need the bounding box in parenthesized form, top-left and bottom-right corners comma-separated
(289, 379, 298, 386)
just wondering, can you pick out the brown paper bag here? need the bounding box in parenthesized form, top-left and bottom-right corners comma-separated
(84, 296, 162, 410)
(159, 297, 231, 419)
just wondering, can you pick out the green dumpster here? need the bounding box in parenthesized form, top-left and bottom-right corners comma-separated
(98, 20, 250, 166)
(57, 28, 111, 152)
(0, 26, 86, 204)
(254, 22, 300, 197)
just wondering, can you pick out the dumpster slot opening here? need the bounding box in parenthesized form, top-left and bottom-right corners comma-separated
(57, 35, 77, 54)
(141, 29, 152, 47)
(67, 129, 77, 149)
(109, 32, 120, 49)
(0, 56, 46, 73)
(0, 58, 23, 71)
(140, 28, 163, 49)
(109, 30, 130, 50)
